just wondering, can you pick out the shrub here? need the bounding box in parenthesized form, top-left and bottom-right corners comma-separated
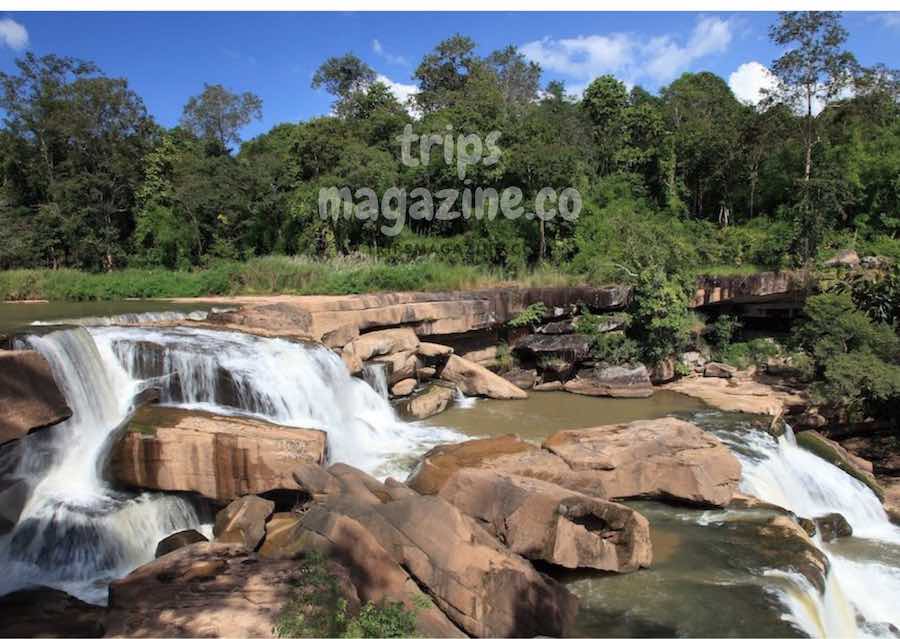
(707, 314, 742, 350)
(508, 303, 547, 328)
(629, 270, 694, 365)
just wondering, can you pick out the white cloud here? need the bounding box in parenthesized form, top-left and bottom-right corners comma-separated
(0, 18, 28, 50)
(728, 61, 777, 105)
(521, 16, 733, 86)
(869, 12, 900, 30)
(372, 39, 408, 67)
(377, 73, 418, 112)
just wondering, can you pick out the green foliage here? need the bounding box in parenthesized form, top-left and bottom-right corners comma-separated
(707, 314, 742, 350)
(589, 332, 641, 366)
(833, 264, 900, 326)
(628, 270, 694, 364)
(495, 341, 514, 373)
(719, 338, 781, 369)
(274, 553, 422, 639)
(508, 302, 547, 328)
(795, 292, 900, 420)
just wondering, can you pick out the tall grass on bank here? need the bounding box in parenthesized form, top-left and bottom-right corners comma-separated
(1, 256, 564, 301)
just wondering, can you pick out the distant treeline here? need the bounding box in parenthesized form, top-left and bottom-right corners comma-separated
(0, 11, 898, 282)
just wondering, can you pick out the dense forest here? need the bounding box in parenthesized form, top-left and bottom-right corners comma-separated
(0, 11, 897, 285)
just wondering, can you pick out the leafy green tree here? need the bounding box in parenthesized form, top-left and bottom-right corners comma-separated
(413, 34, 481, 114)
(486, 45, 541, 114)
(581, 75, 628, 176)
(180, 83, 262, 151)
(311, 53, 378, 117)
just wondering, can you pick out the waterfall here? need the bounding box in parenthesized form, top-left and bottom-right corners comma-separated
(97, 326, 462, 475)
(30, 309, 213, 326)
(734, 426, 900, 637)
(0, 327, 205, 604)
(362, 362, 389, 399)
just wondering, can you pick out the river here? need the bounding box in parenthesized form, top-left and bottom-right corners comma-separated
(1, 305, 898, 637)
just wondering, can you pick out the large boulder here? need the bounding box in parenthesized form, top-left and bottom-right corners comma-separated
(501, 368, 538, 390)
(439, 354, 527, 399)
(0, 350, 72, 447)
(824, 249, 860, 269)
(0, 587, 106, 638)
(343, 327, 419, 361)
(814, 513, 853, 542)
(155, 529, 208, 558)
(757, 516, 830, 593)
(391, 378, 416, 397)
(294, 463, 578, 638)
(106, 542, 359, 638)
(440, 469, 652, 572)
(564, 364, 653, 398)
(543, 418, 741, 506)
(395, 383, 456, 420)
(704, 361, 737, 379)
(795, 431, 884, 500)
(109, 406, 326, 502)
(213, 495, 275, 551)
(513, 333, 592, 363)
(409, 419, 742, 508)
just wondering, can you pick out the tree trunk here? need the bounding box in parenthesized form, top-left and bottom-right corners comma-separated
(804, 92, 813, 183)
(538, 218, 545, 262)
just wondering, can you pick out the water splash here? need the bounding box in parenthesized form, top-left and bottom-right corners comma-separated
(362, 362, 389, 399)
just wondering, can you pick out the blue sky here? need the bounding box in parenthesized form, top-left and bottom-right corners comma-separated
(1, 11, 898, 141)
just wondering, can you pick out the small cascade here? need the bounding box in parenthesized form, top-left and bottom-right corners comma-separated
(362, 362, 389, 399)
(98, 326, 462, 475)
(0, 327, 204, 604)
(31, 309, 210, 327)
(734, 425, 900, 637)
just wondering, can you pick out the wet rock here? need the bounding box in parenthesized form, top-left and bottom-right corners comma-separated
(0, 350, 72, 447)
(841, 432, 899, 477)
(534, 380, 564, 391)
(0, 586, 105, 638)
(502, 368, 538, 390)
(110, 406, 326, 502)
(513, 333, 592, 362)
(416, 365, 437, 381)
(343, 327, 419, 361)
(795, 431, 883, 500)
(390, 378, 416, 397)
(341, 350, 363, 375)
(564, 364, 653, 398)
(814, 513, 853, 542)
(0, 477, 29, 535)
(106, 542, 359, 638)
(824, 249, 860, 268)
(883, 478, 900, 525)
(704, 362, 737, 379)
(440, 469, 652, 572)
(372, 349, 417, 384)
(395, 383, 456, 420)
(213, 495, 275, 551)
(798, 517, 817, 537)
(439, 354, 527, 399)
(758, 516, 830, 593)
(155, 529, 209, 558)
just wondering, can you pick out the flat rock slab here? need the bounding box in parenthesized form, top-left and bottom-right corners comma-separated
(106, 542, 359, 638)
(0, 350, 71, 446)
(439, 354, 527, 399)
(513, 333, 592, 362)
(564, 364, 653, 398)
(110, 406, 326, 502)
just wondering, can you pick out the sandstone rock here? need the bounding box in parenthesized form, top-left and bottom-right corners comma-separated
(704, 362, 737, 378)
(663, 375, 806, 416)
(513, 333, 592, 362)
(213, 495, 274, 551)
(155, 529, 208, 558)
(110, 407, 326, 502)
(0, 350, 72, 447)
(814, 513, 852, 542)
(0, 587, 105, 638)
(882, 478, 900, 525)
(440, 469, 652, 572)
(258, 512, 303, 559)
(0, 477, 29, 535)
(395, 383, 456, 420)
(543, 419, 741, 506)
(501, 368, 538, 390)
(758, 516, 830, 593)
(649, 357, 676, 384)
(440, 354, 527, 399)
(681, 350, 706, 367)
(417, 341, 454, 360)
(290, 506, 465, 637)
(106, 542, 359, 638)
(841, 433, 899, 476)
(416, 365, 437, 381)
(343, 327, 419, 361)
(824, 249, 860, 268)
(373, 349, 417, 384)
(341, 350, 363, 375)
(208, 302, 314, 336)
(460, 345, 500, 368)
(691, 271, 805, 308)
(564, 364, 653, 398)
(536, 318, 577, 334)
(320, 492, 578, 637)
(534, 380, 564, 391)
(391, 378, 416, 397)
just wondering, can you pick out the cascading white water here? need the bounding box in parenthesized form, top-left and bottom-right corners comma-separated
(362, 362, 389, 399)
(733, 426, 900, 637)
(0, 327, 205, 604)
(30, 309, 212, 327)
(98, 326, 463, 476)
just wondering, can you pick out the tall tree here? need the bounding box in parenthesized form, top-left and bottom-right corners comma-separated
(311, 54, 377, 117)
(766, 11, 857, 182)
(413, 34, 481, 114)
(180, 83, 262, 151)
(486, 45, 541, 114)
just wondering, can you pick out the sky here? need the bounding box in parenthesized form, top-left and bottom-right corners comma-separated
(0, 11, 898, 140)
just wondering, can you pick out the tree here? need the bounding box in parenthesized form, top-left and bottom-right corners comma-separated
(413, 34, 481, 114)
(180, 83, 262, 151)
(486, 45, 541, 114)
(766, 11, 857, 183)
(311, 54, 377, 117)
(581, 76, 628, 176)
